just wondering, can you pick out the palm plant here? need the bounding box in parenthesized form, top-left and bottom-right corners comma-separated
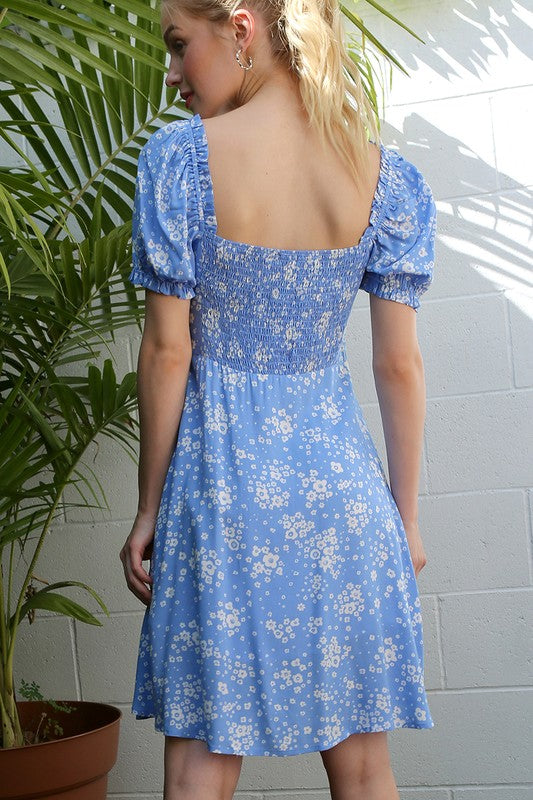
(0, 0, 423, 749)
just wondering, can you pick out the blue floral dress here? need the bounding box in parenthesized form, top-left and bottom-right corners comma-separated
(128, 112, 437, 756)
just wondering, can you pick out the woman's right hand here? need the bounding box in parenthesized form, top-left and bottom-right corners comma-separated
(119, 511, 156, 606)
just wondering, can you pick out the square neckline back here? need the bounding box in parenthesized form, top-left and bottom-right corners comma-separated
(190, 112, 391, 258)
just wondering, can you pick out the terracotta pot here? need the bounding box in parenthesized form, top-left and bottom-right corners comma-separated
(0, 700, 122, 800)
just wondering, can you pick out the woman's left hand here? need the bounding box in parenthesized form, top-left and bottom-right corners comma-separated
(119, 512, 156, 606)
(402, 520, 428, 579)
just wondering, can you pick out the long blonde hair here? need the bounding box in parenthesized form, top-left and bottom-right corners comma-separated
(161, 0, 380, 186)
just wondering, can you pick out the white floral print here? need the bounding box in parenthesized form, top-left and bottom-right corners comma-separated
(128, 113, 437, 755)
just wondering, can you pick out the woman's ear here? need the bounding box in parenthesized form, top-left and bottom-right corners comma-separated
(230, 7, 255, 50)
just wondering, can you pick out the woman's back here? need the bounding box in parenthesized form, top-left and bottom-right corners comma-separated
(202, 103, 382, 252)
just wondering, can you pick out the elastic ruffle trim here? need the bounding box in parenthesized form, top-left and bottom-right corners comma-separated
(128, 266, 196, 299)
(189, 113, 216, 234)
(359, 271, 425, 311)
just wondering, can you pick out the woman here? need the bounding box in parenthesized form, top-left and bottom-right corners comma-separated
(119, 0, 437, 798)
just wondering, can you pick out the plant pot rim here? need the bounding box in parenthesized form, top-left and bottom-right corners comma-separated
(6, 699, 122, 752)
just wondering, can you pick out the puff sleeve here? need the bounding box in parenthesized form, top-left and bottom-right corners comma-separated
(128, 122, 201, 298)
(359, 149, 437, 311)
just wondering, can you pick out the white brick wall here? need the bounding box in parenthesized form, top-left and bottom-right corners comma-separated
(12, 1, 532, 797)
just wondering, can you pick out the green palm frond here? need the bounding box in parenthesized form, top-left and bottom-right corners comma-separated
(0, 0, 181, 250)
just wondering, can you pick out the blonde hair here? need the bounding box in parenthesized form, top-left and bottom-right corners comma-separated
(161, 0, 380, 186)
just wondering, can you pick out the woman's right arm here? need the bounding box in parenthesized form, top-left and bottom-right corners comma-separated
(368, 293, 428, 577)
(135, 292, 192, 521)
(119, 290, 192, 605)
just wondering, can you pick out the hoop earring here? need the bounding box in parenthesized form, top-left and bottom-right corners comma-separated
(235, 47, 253, 70)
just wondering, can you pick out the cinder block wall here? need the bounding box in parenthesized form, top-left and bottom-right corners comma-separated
(11, 1, 532, 798)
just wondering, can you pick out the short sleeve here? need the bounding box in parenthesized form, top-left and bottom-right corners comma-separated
(128, 121, 201, 298)
(359, 149, 437, 311)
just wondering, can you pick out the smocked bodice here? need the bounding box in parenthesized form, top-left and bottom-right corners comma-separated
(192, 232, 376, 374)
(186, 116, 395, 373)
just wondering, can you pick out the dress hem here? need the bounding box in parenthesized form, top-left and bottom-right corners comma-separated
(131, 708, 435, 757)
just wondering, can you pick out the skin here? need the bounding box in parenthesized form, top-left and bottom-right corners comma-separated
(119, 4, 428, 799)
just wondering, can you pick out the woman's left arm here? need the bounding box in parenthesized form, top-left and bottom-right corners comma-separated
(368, 293, 428, 576)
(119, 291, 192, 605)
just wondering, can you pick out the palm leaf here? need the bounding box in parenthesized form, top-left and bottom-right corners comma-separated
(13, 583, 108, 629)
